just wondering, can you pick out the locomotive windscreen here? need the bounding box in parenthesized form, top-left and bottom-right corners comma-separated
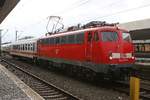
(101, 32, 118, 42)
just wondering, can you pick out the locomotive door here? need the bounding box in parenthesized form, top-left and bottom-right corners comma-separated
(86, 31, 93, 61)
(92, 31, 100, 63)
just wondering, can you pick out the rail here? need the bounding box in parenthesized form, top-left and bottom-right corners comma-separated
(0, 58, 81, 100)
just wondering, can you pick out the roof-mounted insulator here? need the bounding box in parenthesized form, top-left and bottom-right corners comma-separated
(82, 21, 119, 29)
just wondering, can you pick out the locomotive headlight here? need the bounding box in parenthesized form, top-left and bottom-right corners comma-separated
(131, 53, 135, 59)
(109, 56, 113, 60)
(131, 56, 135, 59)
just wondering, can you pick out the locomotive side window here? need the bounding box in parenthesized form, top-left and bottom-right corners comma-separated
(61, 36, 67, 44)
(25, 44, 27, 50)
(94, 31, 99, 41)
(87, 32, 92, 42)
(45, 38, 49, 44)
(102, 32, 118, 42)
(68, 34, 75, 44)
(49, 38, 55, 45)
(76, 33, 84, 44)
(55, 37, 60, 44)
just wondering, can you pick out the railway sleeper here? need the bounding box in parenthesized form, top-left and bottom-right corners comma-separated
(39, 91, 59, 95)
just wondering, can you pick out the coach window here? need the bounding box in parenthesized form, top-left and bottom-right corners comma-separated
(94, 31, 99, 41)
(30, 44, 32, 51)
(22, 45, 23, 50)
(25, 44, 27, 50)
(16, 45, 17, 50)
(22, 44, 23, 50)
(20, 45, 22, 50)
(16, 45, 18, 50)
(33, 43, 35, 51)
(76, 33, 84, 44)
(19, 45, 20, 50)
(27, 44, 29, 50)
(29, 44, 31, 51)
(13, 45, 15, 49)
(24, 44, 26, 50)
(87, 32, 92, 42)
(21, 44, 23, 50)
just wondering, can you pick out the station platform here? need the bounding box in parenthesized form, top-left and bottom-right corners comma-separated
(0, 64, 44, 100)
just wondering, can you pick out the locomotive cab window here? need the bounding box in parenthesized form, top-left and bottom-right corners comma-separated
(87, 32, 92, 42)
(102, 32, 118, 42)
(122, 32, 131, 42)
(94, 31, 99, 41)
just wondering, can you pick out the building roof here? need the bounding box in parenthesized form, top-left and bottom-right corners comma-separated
(0, 0, 20, 23)
(118, 19, 150, 40)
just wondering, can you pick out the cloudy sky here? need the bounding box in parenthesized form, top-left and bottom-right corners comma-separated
(1, 0, 150, 43)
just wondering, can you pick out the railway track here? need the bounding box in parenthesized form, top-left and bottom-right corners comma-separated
(0, 58, 80, 100)
(1, 57, 150, 100)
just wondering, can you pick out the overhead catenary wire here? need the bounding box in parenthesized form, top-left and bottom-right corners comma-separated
(21, 0, 121, 31)
(82, 2, 150, 23)
(10, 0, 150, 38)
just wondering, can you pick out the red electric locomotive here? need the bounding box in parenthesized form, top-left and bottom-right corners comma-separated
(37, 21, 135, 80)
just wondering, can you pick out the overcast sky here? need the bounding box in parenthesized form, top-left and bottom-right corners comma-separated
(1, 0, 150, 43)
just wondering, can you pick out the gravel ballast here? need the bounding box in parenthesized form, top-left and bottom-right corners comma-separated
(6, 58, 129, 100)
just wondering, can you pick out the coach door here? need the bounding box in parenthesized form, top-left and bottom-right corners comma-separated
(86, 31, 93, 61)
